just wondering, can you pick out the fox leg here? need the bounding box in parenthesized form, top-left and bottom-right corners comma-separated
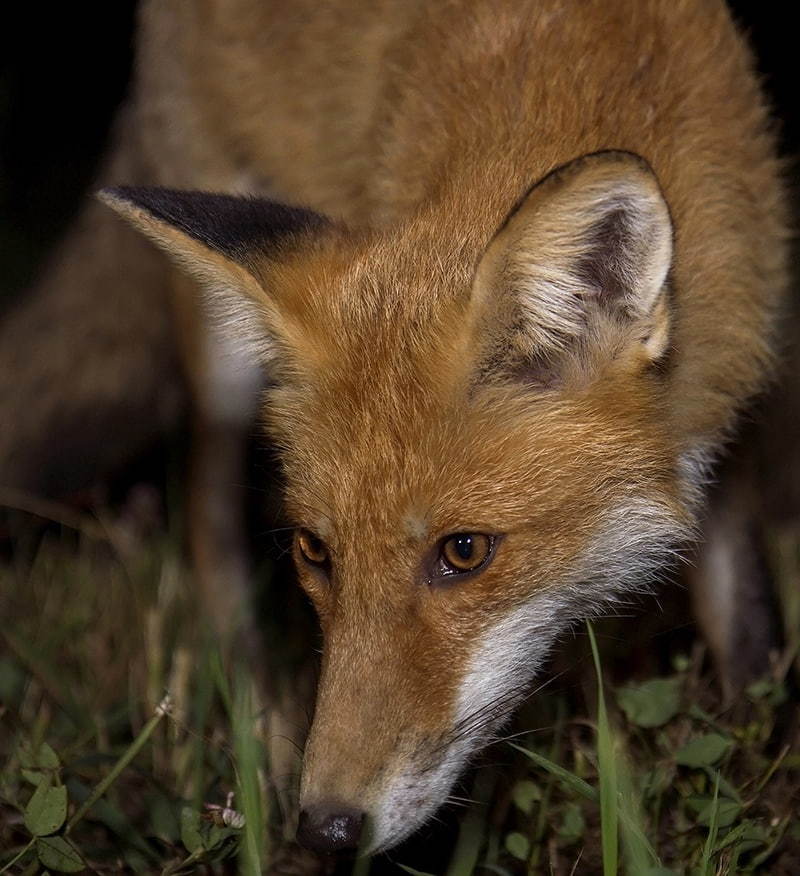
(171, 270, 264, 647)
(690, 458, 783, 698)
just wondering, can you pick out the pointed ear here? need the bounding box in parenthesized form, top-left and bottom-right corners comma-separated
(471, 151, 673, 384)
(98, 186, 330, 363)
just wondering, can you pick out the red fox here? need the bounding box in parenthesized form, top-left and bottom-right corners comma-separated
(0, 0, 789, 856)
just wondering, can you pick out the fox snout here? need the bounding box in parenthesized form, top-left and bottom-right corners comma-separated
(297, 638, 465, 853)
(296, 596, 559, 853)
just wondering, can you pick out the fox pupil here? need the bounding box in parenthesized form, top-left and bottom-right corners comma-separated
(454, 535, 473, 560)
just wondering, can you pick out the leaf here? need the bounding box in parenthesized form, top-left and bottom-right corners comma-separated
(558, 803, 585, 843)
(20, 743, 61, 785)
(511, 779, 542, 815)
(206, 828, 240, 863)
(504, 832, 530, 861)
(713, 820, 767, 854)
(616, 678, 681, 728)
(746, 678, 774, 700)
(671, 653, 691, 672)
(180, 806, 204, 853)
(20, 742, 61, 770)
(25, 781, 68, 837)
(396, 866, 437, 876)
(703, 768, 741, 802)
(36, 836, 84, 873)
(685, 796, 742, 828)
(675, 734, 731, 768)
(206, 823, 238, 851)
(0, 656, 26, 704)
(149, 793, 181, 842)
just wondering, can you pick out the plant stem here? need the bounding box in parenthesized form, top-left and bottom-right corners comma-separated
(0, 839, 35, 875)
(65, 694, 172, 834)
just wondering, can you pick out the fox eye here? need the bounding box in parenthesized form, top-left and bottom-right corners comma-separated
(439, 533, 494, 575)
(297, 529, 329, 566)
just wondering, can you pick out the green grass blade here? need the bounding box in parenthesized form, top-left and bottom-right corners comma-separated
(232, 667, 265, 875)
(445, 767, 495, 876)
(617, 749, 659, 872)
(701, 772, 720, 876)
(509, 744, 598, 802)
(587, 622, 618, 876)
(351, 851, 372, 876)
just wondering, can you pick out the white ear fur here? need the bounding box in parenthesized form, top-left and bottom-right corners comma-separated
(473, 151, 673, 372)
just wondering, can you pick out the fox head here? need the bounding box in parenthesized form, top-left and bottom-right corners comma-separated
(102, 151, 691, 853)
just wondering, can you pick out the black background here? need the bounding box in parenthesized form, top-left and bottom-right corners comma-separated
(0, 2, 796, 309)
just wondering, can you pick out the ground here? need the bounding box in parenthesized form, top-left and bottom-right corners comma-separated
(1, 486, 798, 875)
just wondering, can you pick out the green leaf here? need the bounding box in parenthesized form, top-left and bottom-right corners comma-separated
(25, 782, 68, 837)
(396, 866, 437, 876)
(206, 828, 240, 863)
(671, 653, 691, 672)
(36, 836, 84, 873)
(0, 656, 26, 704)
(20, 742, 61, 771)
(180, 806, 204, 853)
(558, 803, 585, 843)
(149, 793, 181, 842)
(713, 820, 767, 854)
(675, 734, 731, 768)
(511, 779, 542, 815)
(745, 678, 774, 699)
(206, 823, 238, 851)
(703, 768, 740, 802)
(616, 677, 681, 728)
(504, 832, 530, 861)
(685, 796, 742, 828)
(20, 743, 61, 785)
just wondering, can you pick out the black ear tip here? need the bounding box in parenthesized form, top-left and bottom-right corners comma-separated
(96, 185, 331, 261)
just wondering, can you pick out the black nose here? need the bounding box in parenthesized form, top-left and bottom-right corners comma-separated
(296, 803, 365, 853)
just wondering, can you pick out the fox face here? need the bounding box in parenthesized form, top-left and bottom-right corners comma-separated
(102, 151, 692, 852)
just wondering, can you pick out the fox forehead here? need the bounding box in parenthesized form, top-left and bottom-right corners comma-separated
(271, 367, 677, 549)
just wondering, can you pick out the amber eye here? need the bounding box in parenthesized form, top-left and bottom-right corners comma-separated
(440, 533, 494, 574)
(297, 529, 329, 566)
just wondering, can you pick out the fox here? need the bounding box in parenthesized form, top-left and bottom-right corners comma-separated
(0, 0, 791, 858)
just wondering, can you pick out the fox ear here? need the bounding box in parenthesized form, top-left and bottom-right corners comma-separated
(98, 186, 329, 363)
(472, 151, 673, 384)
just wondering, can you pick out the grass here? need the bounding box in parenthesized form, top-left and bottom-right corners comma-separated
(1, 501, 799, 874)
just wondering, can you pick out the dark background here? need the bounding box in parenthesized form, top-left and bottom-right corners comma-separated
(0, 1, 796, 311)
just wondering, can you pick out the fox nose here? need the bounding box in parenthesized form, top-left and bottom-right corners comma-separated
(296, 803, 365, 853)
